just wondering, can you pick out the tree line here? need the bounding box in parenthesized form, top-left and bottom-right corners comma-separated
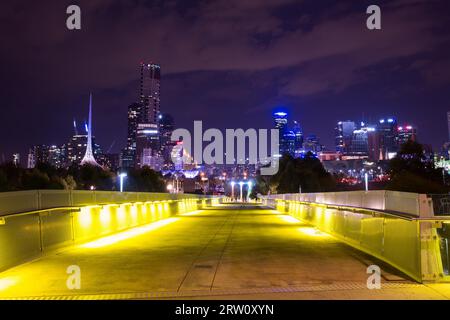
(0, 162, 165, 193)
(252, 141, 449, 196)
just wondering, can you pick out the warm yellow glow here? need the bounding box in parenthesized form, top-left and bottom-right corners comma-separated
(179, 210, 203, 216)
(78, 207, 93, 228)
(81, 218, 179, 249)
(117, 205, 127, 225)
(279, 215, 300, 224)
(131, 204, 138, 225)
(100, 206, 112, 226)
(0, 277, 17, 291)
(299, 227, 328, 237)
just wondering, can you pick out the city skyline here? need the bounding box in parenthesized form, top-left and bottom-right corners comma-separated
(1, 1, 450, 163)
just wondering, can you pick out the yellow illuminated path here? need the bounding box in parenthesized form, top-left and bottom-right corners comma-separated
(2, 204, 450, 299)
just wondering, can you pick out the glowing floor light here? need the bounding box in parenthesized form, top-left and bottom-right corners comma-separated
(278, 215, 300, 224)
(299, 227, 328, 237)
(81, 218, 179, 249)
(179, 210, 203, 216)
(0, 277, 17, 291)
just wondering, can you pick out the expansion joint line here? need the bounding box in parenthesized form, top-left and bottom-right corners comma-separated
(209, 206, 240, 291)
(176, 211, 233, 292)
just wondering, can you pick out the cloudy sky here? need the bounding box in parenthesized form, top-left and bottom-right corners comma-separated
(1, 0, 449, 160)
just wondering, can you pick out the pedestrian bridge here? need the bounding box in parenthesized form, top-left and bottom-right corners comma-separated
(1, 190, 450, 299)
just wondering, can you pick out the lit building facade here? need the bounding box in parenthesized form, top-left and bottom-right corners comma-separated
(140, 63, 161, 124)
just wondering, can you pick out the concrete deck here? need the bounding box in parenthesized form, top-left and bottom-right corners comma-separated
(2, 203, 450, 299)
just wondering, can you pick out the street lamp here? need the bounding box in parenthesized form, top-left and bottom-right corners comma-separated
(119, 173, 127, 192)
(231, 181, 235, 201)
(247, 181, 253, 202)
(364, 172, 369, 192)
(239, 181, 244, 202)
(167, 183, 174, 193)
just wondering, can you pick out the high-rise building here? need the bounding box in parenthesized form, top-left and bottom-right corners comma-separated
(303, 134, 323, 153)
(335, 121, 356, 154)
(293, 121, 304, 157)
(397, 125, 417, 146)
(126, 102, 143, 151)
(378, 118, 398, 159)
(27, 144, 67, 168)
(27, 145, 49, 168)
(135, 123, 160, 168)
(274, 111, 288, 131)
(273, 111, 293, 156)
(140, 63, 161, 124)
(351, 127, 376, 155)
(158, 113, 176, 165)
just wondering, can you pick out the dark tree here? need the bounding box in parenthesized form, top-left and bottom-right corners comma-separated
(387, 141, 447, 194)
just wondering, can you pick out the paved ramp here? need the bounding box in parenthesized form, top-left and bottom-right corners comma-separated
(2, 204, 450, 299)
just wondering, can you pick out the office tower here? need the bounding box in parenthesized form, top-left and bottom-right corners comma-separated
(27, 144, 66, 168)
(367, 130, 382, 162)
(27, 145, 49, 168)
(101, 153, 120, 171)
(127, 102, 143, 151)
(378, 118, 398, 159)
(136, 123, 160, 168)
(303, 134, 323, 153)
(158, 113, 176, 165)
(140, 62, 161, 124)
(27, 150, 36, 169)
(273, 111, 291, 156)
(119, 148, 135, 169)
(351, 127, 376, 156)
(293, 121, 304, 157)
(397, 125, 417, 146)
(335, 121, 356, 154)
(274, 111, 288, 131)
(120, 102, 143, 169)
(48, 145, 66, 168)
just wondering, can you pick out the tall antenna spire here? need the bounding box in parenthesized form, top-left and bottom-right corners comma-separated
(73, 119, 78, 135)
(80, 93, 101, 167)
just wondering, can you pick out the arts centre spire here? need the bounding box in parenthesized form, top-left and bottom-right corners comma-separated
(80, 93, 101, 167)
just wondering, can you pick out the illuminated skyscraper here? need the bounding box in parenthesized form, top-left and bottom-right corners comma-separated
(397, 125, 417, 145)
(140, 63, 161, 124)
(378, 118, 398, 159)
(335, 121, 356, 154)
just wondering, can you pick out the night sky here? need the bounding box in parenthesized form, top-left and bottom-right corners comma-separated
(1, 0, 450, 162)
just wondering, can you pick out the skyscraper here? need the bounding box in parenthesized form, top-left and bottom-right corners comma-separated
(126, 102, 143, 151)
(273, 111, 291, 156)
(140, 63, 161, 124)
(378, 118, 398, 159)
(293, 121, 304, 157)
(335, 121, 356, 154)
(158, 113, 176, 165)
(397, 125, 417, 145)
